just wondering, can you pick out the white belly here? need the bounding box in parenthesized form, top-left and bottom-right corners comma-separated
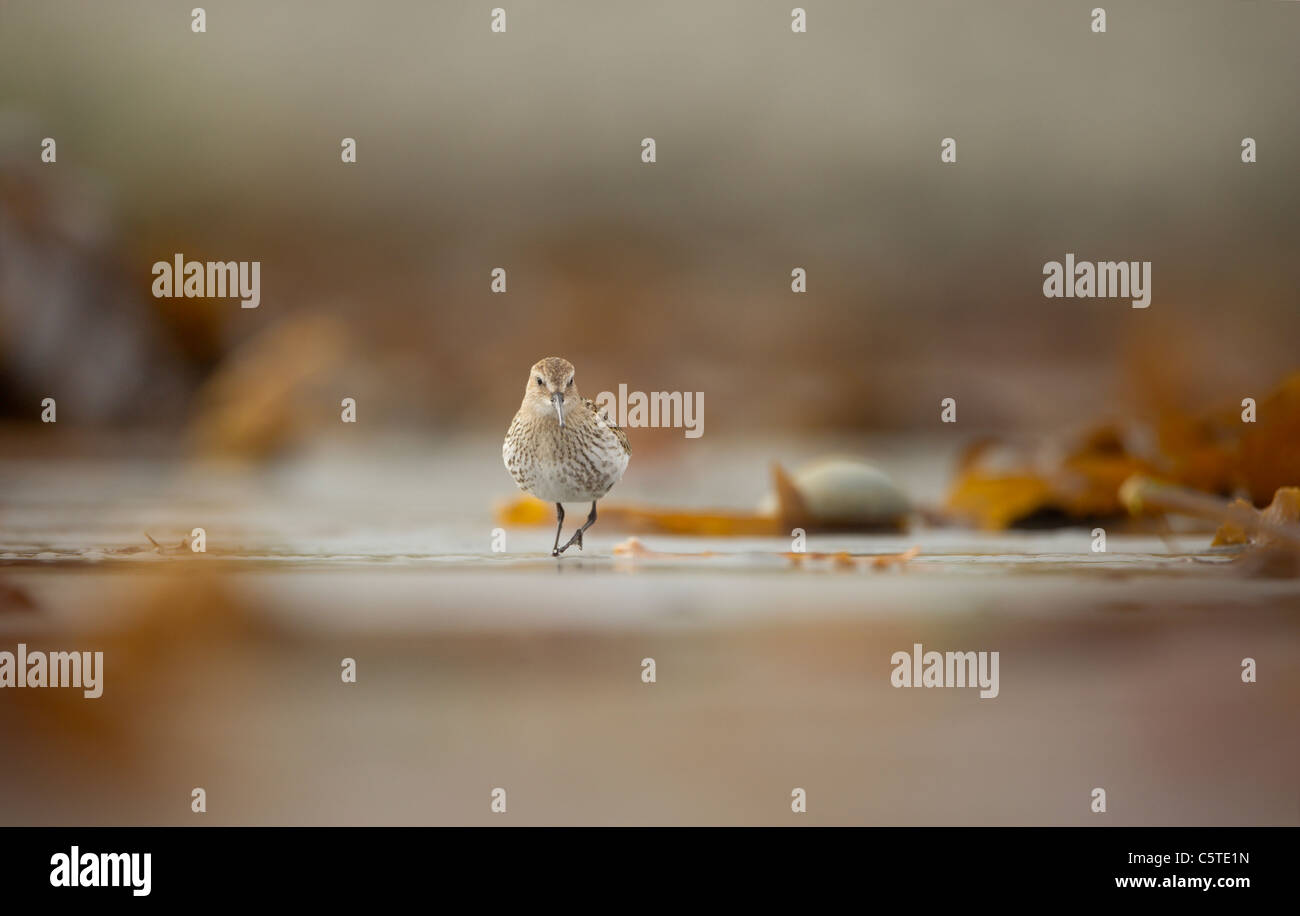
(526, 451, 627, 502)
(503, 423, 629, 503)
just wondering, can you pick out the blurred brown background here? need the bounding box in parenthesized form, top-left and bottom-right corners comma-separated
(2, 0, 1297, 437)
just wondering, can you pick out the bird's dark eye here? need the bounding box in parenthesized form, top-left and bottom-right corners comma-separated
(536, 377, 544, 386)
(566, 378, 573, 387)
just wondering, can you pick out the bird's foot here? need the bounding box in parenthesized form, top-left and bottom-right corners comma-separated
(557, 529, 584, 554)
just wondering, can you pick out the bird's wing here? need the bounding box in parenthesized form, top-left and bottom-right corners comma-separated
(584, 397, 630, 455)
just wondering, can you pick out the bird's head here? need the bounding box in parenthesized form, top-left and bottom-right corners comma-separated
(523, 357, 578, 427)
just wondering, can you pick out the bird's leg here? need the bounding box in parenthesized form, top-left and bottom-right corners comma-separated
(551, 502, 565, 557)
(558, 501, 597, 554)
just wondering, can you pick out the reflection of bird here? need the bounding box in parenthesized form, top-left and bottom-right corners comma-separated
(503, 357, 630, 556)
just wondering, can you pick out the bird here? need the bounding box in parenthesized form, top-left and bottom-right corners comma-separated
(503, 357, 630, 556)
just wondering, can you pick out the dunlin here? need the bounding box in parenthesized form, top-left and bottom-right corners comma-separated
(503, 357, 631, 555)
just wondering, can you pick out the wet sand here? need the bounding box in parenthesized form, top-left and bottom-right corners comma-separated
(2, 435, 1297, 825)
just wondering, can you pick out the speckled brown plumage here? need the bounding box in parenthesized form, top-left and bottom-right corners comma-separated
(503, 357, 630, 555)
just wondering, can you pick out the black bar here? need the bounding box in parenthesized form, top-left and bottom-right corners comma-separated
(1, 827, 1283, 902)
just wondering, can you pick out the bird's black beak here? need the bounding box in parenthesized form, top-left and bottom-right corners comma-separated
(551, 391, 565, 428)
